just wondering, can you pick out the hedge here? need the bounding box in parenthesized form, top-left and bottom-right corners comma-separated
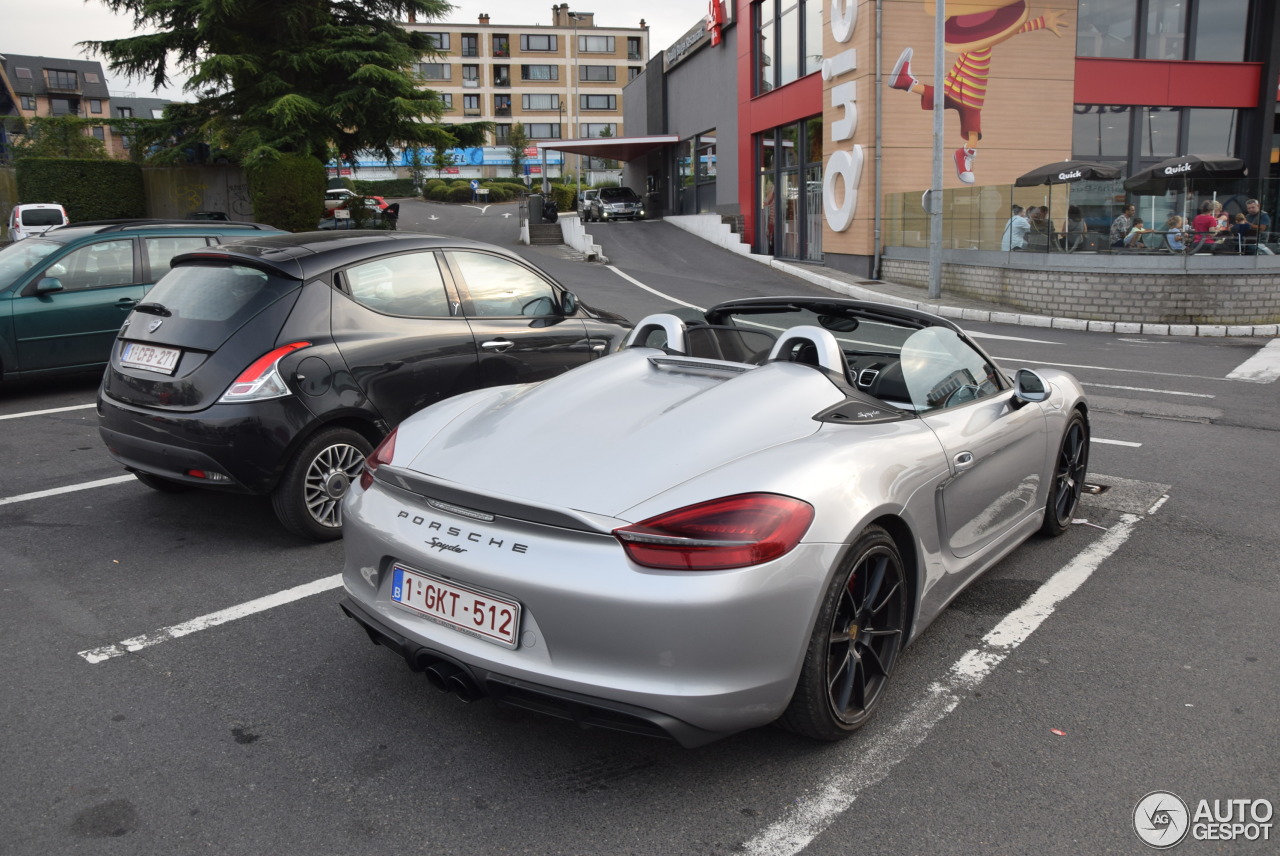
(15, 158, 145, 222)
(354, 178, 417, 198)
(246, 153, 327, 232)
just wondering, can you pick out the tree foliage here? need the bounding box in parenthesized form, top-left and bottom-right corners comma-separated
(507, 123, 530, 178)
(8, 117, 110, 161)
(83, 0, 472, 166)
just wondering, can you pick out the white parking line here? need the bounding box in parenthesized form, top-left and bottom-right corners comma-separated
(0, 403, 96, 421)
(1082, 383, 1214, 399)
(743, 513, 1143, 855)
(605, 265, 703, 310)
(995, 357, 1232, 382)
(79, 574, 344, 664)
(1226, 339, 1280, 383)
(0, 475, 135, 507)
(1092, 438, 1142, 448)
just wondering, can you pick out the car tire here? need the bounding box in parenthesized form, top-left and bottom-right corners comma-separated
(1040, 410, 1089, 537)
(271, 427, 372, 541)
(133, 471, 192, 493)
(779, 525, 907, 741)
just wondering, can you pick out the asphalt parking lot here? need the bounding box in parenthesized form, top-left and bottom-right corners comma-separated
(3, 203, 1277, 855)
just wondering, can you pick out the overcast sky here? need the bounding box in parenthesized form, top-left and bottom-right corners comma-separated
(3, 0, 702, 100)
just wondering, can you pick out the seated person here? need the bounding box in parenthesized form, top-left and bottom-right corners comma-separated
(1123, 218, 1149, 248)
(1165, 215, 1186, 251)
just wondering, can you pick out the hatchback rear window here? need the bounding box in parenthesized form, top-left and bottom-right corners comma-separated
(145, 263, 300, 324)
(20, 209, 66, 226)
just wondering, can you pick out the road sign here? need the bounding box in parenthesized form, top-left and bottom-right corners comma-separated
(470, 179, 480, 190)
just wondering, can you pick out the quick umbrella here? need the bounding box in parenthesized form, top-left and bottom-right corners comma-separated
(1122, 155, 1246, 195)
(1014, 160, 1122, 187)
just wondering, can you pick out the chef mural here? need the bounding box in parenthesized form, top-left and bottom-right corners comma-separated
(887, 1, 1067, 185)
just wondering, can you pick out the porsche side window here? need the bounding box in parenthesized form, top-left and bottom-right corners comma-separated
(43, 240, 135, 291)
(899, 327, 1001, 412)
(449, 251, 558, 317)
(345, 252, 450, 317)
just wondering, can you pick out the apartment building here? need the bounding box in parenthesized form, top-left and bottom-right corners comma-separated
(404, 4, 648, 174)
(0, 54, 127, 161)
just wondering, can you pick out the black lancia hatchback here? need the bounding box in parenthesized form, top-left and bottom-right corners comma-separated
(97, 231, 630, 540)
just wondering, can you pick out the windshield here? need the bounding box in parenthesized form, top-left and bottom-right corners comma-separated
(20, 209, 66, 227)
(715, 303, 919, 354)
(0, 239, 62, 291)
(599, 187, 639, 202)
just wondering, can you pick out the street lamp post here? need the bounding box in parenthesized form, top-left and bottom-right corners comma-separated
(569, 12, 583, 199)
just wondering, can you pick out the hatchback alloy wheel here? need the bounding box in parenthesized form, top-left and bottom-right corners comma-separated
(272, 427, 373, 541)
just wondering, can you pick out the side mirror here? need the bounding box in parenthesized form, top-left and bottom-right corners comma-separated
(561, 291, 578, 316)
(1013, 368, 1050, 405)
(36, 276, 64, 294)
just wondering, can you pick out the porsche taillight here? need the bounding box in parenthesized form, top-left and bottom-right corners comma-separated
(613, 493, 815, 571)
(359, 428, 398, 490)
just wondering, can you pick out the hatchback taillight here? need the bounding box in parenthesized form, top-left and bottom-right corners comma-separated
(359, 428, 398, 490)
(613, 493, 815, 571)
(218, 342, 310, 403)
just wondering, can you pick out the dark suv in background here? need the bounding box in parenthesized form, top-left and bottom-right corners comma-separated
(97, 231, 631, 540)
(0, 220, 281, 381)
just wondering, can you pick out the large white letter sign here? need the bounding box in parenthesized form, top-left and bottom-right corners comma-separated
(822, 0, 864, 233)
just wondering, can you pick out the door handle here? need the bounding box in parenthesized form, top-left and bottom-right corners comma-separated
(481, 339, 514, 352)
(953, 452, 975, 471)
(116, 298, 138, 308)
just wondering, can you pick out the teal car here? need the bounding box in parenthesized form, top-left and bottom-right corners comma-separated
(0, 219, 281, 381)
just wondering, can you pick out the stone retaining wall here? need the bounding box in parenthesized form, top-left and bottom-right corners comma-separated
(880, 251, 1280, 325)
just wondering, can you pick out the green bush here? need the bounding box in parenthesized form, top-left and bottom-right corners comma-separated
(426, 184, 450, 201)
(354, 178, 416, 197)
(424, 179, 446, 195)
(449, 185, 475, 203)
(15, 158, 145, 221)
(549, 184, 576, 212)
(246, 153, 326, 232)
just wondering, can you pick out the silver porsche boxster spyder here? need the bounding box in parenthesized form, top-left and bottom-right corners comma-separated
(339, 297, 1089, 747)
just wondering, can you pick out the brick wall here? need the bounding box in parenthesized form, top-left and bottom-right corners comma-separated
(880, 257, 1280, 325)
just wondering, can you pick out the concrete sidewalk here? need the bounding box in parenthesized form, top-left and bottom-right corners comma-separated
(652, 214, 1279, 339)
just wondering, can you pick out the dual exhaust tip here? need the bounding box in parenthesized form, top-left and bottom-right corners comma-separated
(421, 658, 483, 703)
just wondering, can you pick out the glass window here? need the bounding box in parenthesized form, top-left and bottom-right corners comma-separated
(50, 98, 75, 117)
(628, 37, 643, 60)
(463, 94, 480, 113)
(579, 65, 616, 82)
(461, 34, 479, 57)
(756, 0, 776, 94)
(493, 35, 510, 57)
(1077, 0, 1137, 58)
(579, 35, 615, 53)
(462, 64, 479, 81)
(423, 33, 450, 51)
(439, 93, 453, 110)
(494, 94, 511, 115)
(523, 93, 560, 110)
(418, 63, 449, 80)
(580, 94, 616, 110)
(91, 126, 105, 141)
(1141, 106, 1181, 158)
(47, 69, 77, 88)
(144, 237, 211, 281)
(20, 96, 35, 110)
(521, 64, 559, 81)
(1192, 0, 1247, 61)
(521, 34, 558, 52)
(346, 253, 450, 317)
(1143, 0, 1187, 60)
(44, 240, 135, 291)
(902, 328, 1002, 413)
(450, 252, 558, 318)
(781, 122, 800, 168)
(493, 124, 511, 145)
(494, 65, 511, 86)
(804, 0, 823, 76)
(1186, 108, 1238, 155)
(779, 1, 801, 87)
(581, 123, 618, 137)
(628, 66, 641, 81)
(697, 132, 717, 183)
(525, 123, 561, 139)
(89, 99, 102, 114)
(117, 106, 133, 118)
(1072, 105, 1132, 159)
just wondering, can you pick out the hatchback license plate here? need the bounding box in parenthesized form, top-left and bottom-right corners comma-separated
(121, 342, 180, 374)
(390, 565, 521, 649)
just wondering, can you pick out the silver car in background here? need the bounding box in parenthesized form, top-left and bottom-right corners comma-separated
(339, 297, 1089, 746)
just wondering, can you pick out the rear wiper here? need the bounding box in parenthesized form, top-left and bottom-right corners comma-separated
(133, 302, 172, 317)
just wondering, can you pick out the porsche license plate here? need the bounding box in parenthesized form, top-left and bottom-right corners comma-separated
(390, 565, 520, 648)
(120, 342, 180, 374)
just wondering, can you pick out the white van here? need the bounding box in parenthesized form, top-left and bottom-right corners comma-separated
(7, 203, 70, 242)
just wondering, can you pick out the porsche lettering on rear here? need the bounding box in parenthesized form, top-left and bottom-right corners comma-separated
(395, 511, 529, 554)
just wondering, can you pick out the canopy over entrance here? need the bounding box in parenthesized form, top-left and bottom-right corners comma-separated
(536, 135, 679, 163)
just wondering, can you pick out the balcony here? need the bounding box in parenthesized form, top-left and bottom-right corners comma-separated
(464, 108, 482, 116)
(44, 80, 81, 95)
(628, 52, 642, 61)
(462, 79, 480, 88)
(495, 107, 512, 117)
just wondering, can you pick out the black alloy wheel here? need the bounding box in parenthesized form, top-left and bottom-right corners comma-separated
(780, 525, 907, 740)
(1040, 410, 1089, 537)
(272, 427, 372, 541)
